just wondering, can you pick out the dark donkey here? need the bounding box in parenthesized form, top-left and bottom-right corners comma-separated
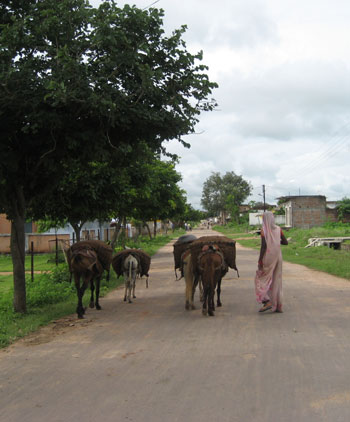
(70, 248, 104, 319)
(198, 245, 228, 316)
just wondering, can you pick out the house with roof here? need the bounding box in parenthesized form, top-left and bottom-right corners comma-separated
(277, 195, 347, 228)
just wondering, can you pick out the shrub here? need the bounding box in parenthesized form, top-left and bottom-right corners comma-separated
(26, 275, 74, 307)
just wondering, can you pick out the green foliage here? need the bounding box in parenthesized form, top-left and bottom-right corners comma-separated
(337, 197, 350, 222)
(201, 171, 252, 218)
(274, 207, 285, 215)
(26, 273, 74, 307)
(1, 0, 218, 311)
(36, 219, 68, 233)
(131, 158, 187, 231)
(183, 204, 205, 223)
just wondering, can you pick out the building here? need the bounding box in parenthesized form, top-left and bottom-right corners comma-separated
(0, 215, 112, 254)
(278, 195, 342, 229)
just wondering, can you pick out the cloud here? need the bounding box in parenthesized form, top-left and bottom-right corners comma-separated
(90, 0, 350, 208)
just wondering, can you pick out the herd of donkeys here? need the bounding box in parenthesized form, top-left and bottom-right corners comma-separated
(66, 234, 238, 319)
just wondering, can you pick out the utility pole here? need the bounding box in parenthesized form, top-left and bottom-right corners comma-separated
(262, 185, 266, 212)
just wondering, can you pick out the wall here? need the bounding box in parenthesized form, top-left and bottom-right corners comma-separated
(26, 234, 70, 253)
(0, 214, 11, 234)
(249, 213, 285, 226)
(289, 196, 326, 228)
(0, 235, 11, 253)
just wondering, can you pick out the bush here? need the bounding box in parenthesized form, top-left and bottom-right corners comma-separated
(26, 271, 74, 307)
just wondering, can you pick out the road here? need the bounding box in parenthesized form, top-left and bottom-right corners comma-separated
(1, 228, 350, 422)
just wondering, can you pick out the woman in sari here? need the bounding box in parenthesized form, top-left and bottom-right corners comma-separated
(255, 211, 288, 313)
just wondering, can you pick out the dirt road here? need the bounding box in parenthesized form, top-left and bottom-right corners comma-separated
(1, 228, 350, 422)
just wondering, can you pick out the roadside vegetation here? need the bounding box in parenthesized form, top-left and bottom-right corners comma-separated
(215, 222, 350, 280)
(0, 230, 184, 349)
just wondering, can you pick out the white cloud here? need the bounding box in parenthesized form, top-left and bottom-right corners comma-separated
(90, 0, 350, 209)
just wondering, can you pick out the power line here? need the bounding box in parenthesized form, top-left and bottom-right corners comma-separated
(290, 118, 350, 175)
(142, 0, 160, 10)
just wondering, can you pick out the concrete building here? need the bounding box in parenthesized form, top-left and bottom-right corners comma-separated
(279, 195, 341, 229)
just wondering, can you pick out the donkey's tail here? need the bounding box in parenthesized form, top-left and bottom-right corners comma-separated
(128, 260, 134, 280)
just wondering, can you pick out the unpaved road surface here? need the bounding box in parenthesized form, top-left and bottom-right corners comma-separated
(1, 228, 350, 422)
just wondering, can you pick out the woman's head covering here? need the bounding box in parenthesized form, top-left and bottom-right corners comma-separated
(262, 211, 279, 245)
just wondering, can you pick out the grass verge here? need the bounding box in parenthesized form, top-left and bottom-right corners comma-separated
(214, 223, 350, 280)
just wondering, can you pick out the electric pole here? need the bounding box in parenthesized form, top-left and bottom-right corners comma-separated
(262, 185, 266, 211)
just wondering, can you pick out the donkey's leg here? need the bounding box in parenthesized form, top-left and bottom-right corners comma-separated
(95, 276, 102, 310)
(74, 274, 84, 319)
(123, 272, 128, 301)
(202, 285, 208, 316)
(132, 276, 136, 299)
(217, 278, 222, 307)
(185, 276, 192, 310)
(199, 278, 204, 302)
(127, 279, 132, 303)
(208, 287, 215, 317)
(191, 275, 199, 310)
(89, 279, 95, 308)
(76, 274, 89, 318)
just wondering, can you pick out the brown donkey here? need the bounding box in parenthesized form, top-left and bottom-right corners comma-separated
(198, 246, 227, 316)
(70, 248, 104, 319)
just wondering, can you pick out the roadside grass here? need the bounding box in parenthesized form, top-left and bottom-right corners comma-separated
(214, 224, 350, 281)
(0, 251, 66, 272)
(0, 230, 184, 349)
(0, 275, 13, 294)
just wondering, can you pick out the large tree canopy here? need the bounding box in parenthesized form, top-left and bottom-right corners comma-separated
(0, 0, 217, 312)
(201, 171, 252, 221)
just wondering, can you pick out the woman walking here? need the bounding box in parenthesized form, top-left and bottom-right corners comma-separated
(255, 211, 288, 313)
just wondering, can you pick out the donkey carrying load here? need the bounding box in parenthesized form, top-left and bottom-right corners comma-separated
(186, 236, 239, 316)
(173, 234, 203, 310)
(112, 249, 151, 303)
(66, 239, 113, 282)
(69, 247, 104, 318)
(66, 240, 113, 319)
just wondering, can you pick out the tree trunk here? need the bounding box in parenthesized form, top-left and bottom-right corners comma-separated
(153, 220, 157, 238)
(143, 221, 152, 240)
(70, 221, 84, 243)
(110, 219, 122, 250)
(11, 188, 26, 313)
(122, 216, 127, 249)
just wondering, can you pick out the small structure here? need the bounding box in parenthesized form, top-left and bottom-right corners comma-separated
(305, 237, 350, 249)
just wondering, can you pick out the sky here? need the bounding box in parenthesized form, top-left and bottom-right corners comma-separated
(90, 0, 350, 209)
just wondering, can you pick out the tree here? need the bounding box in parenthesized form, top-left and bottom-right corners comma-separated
(0, 0, 217, 312)
(337, 197, 350, 222)
(201, 171, 252, 223)
(30, 159, 125, 241)
(183, 204, 206, 223)
(132, 159, 186, 238)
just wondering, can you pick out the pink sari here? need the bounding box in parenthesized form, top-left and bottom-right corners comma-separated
(254, 212, 283, 312)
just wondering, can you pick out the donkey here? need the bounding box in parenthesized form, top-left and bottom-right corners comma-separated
(70, 248, 104, 319)
(181, 250, 202, 310)
(198, 245, 227, 316)
(123, 254, 139, 303)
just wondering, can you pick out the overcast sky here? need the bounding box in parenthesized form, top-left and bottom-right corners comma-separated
(91, 0, 350, 209)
